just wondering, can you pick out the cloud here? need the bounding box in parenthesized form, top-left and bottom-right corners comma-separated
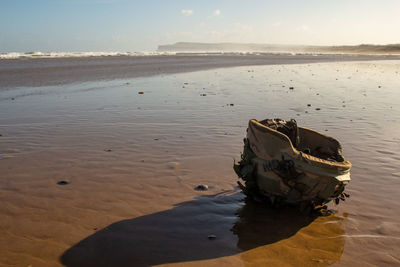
(181, 9, 193, 16)
(213, 9, 221, 16)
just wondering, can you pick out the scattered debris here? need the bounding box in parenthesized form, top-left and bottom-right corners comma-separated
(194, 184, 209, 191)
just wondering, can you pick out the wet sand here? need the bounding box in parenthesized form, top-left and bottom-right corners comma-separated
(1, 57, 400, 266)
(1, 54, 399, 89)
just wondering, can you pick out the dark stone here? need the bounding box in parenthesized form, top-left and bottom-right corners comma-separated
(57, 180, 70, 185)
(194, 185, 209, 191)
(207, 234, 216, 240)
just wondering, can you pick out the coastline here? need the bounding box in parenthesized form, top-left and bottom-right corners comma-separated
(1, 54, 399, 89)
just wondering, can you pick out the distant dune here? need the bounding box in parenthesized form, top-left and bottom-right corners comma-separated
(158, 42, 400, 54)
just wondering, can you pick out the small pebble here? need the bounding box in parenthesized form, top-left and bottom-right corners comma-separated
(11, 98, 15, 100)
(138, 91, 144, 94)
(154, 138, 159, 141)
(315, 108, 321, 111)
(208, 234, 216, 240)
(289, 87, 294, 90)
(200, 94, 207, 96)
(167, 162, 179, 169)
(57, 180, 70, 185)
(307, 104, 311, 107)
(312, 259, 324, 263)
(229, 103, 234, 106)
(104, 148, 112, 152)
(195, 184, 209, 191)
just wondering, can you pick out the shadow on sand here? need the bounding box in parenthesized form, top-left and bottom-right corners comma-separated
(60, 191, 328, 267)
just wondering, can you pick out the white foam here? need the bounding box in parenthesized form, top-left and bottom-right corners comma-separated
(1, 50, 398, 60)
(0, 51, 176, 60)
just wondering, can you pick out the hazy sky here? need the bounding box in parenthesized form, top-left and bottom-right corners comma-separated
(1, 0, 399, 52)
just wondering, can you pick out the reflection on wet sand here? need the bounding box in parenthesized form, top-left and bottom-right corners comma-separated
(235, 199, 345, 266)
(60, 192, 344, 266)
(2, 61, 399, 266)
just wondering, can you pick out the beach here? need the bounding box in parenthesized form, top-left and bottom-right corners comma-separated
(1, 55, 400, 266)
(1, 54, 399, 89)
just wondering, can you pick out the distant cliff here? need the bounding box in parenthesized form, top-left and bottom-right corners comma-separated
(157, 42, 400, 54)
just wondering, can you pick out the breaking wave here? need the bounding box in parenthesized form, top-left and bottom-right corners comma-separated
(1, 50, 398, 60)
(0, 51, 176, 60)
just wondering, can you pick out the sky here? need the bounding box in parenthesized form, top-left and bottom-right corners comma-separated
(1, 0, 400, 52)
